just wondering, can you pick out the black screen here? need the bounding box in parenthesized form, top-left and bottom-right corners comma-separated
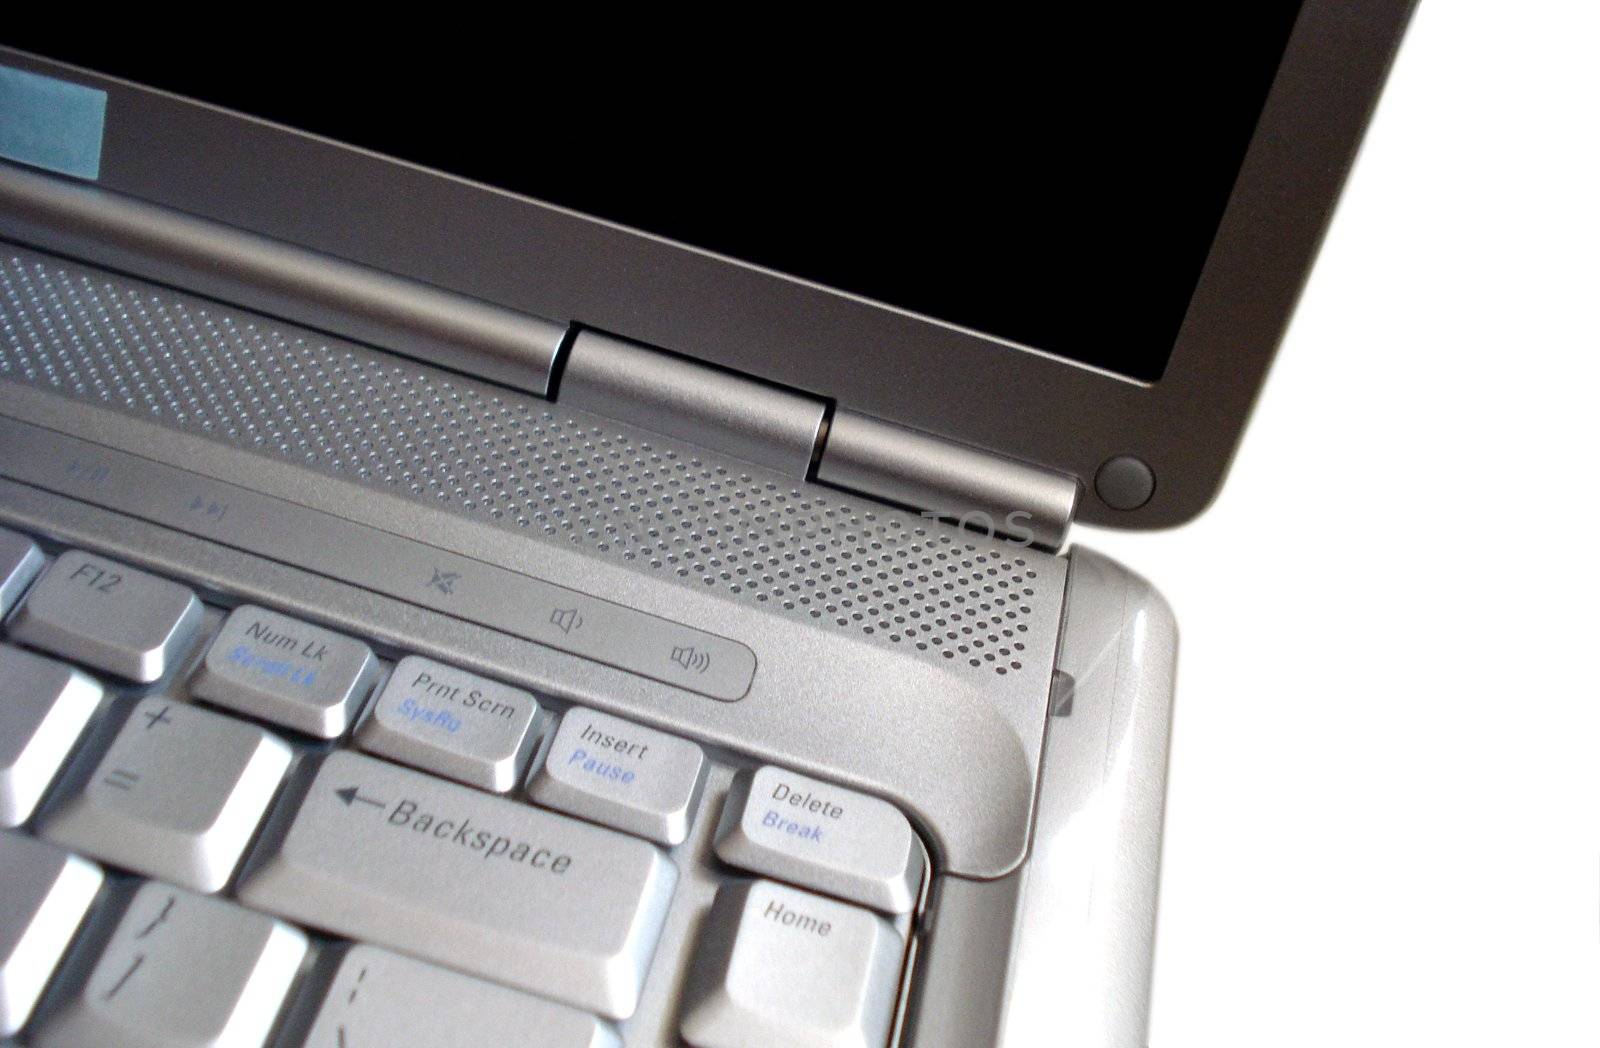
(7, 17, 1302, 381)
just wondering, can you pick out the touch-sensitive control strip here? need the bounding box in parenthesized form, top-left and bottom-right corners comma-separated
(0, 415, 757, 700)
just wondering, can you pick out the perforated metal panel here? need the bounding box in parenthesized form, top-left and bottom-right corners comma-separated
(0, 247, 1045, 674)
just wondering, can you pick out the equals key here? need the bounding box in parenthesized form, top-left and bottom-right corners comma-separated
(40, 697, 291, 893)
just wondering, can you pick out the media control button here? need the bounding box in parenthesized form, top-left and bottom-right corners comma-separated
(0, 419, 757, 700)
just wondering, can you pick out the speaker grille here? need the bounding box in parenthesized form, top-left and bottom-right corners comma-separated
(0, 248, 1045, 674)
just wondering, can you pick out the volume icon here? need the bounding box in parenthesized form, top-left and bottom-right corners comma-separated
(670, 645, 712, 674)
(549, 607, 584, 634)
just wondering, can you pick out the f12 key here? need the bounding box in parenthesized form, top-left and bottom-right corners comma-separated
(9, 550, 202, 683)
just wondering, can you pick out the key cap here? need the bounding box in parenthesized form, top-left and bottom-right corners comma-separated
(303, 943, 621, 1048)
(191, 605, 378, 739)
(239, 750, 676, 1020)
(714, 766, 926, 914)
(0, 527, 45, 619)
(680, 879, 904, 1048)
(0, 831, 103, 1037)
(0, 645, 103, 828)
(41, 697, 292, 892)
(34, 880, 306, 1048)
(9, 550, 202, 683)
(356, 655, 542, 792)
(528, 707, 707, 846)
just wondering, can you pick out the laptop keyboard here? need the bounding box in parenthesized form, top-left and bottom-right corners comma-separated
(0, 524, 924, 1047)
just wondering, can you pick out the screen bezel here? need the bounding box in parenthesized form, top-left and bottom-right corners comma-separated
(0, 1, 1413, 528)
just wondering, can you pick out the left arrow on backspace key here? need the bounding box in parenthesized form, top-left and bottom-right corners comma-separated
(335, 787, 387, 810)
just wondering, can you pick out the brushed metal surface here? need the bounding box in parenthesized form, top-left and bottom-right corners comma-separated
(902, 547, 1178, 1048)
(0, 245, 1048, 681)
(817, 409, 1079, 553)
(0, 417, 763, 700)
(0, 165, 567, 398)
(0, 524, 930, 1046)
(997, 547, 1177, 1048)
(0, 465, 1174, 1045)
(0, 230, 1196, 1042)
(0, 408, 1059, 879)
(560, 329, 827, 479)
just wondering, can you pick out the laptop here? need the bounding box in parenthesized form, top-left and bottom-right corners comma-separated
(0, 8, 1412, 1047)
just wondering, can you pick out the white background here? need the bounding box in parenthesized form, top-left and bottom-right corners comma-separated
(1078, 3, 1600, 1045)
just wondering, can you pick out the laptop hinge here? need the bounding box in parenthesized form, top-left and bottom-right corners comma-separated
(816, 410, 1079, 554)
(0, 165, 566, 396)
(559, 331, 1079, 553)
(559, 329, 829, 478)
(2, 165, 1080, 552)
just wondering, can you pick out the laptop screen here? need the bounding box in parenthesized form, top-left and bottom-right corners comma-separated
(9, 15, 1302, 383)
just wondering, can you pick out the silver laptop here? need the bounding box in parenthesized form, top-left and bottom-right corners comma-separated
(0, 9, 1412, 1047)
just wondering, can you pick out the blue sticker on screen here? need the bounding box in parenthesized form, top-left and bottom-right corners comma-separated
(0, 64, 108, 180)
